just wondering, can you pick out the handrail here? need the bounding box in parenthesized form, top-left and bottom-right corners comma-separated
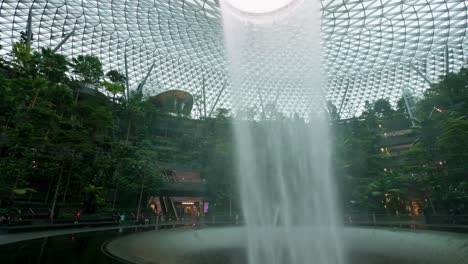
(2, 212, 468, 234)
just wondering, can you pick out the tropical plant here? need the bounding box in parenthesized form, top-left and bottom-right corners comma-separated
(34, 48, 69, 83)
(70, 55, 103, 86)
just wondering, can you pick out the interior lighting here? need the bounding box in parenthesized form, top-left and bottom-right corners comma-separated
(433, 106, 443, 113)
(224, 0, 297, 15)
(182, 202, 195, 205)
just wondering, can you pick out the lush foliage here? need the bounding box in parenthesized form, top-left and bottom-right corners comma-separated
(336, 66, 468, 214)
(1, 37, 466, 219)
(0, 41, 232, 216)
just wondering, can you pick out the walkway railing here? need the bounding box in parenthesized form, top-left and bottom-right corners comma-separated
(2, 211, 468, 234)
(345, 213, 468, 232)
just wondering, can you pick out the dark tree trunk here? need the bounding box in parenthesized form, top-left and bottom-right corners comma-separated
(136, 173, 145, 221)
(62, 169, 72, 203)
(50, 162, 64, 223)
(126, 118, 132, 143)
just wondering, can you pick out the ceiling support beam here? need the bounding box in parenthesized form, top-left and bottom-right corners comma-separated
(52, 31, 74, 53)
(26, 8, 33, 45)
(202, 75, 207, 118)
(208, 81, 227, 118)
(124, 48, 130, 100)
(445, 45, 450, 76)
(402, 89, 418, 126)
(410, 64, 432, 86)
(338, 80, 350, 116)
(137, 61, 156, 95)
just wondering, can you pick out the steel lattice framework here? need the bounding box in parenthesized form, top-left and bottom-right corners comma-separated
(0, 0, 467, 118)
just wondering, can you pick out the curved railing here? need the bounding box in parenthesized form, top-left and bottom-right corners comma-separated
(345, 213, 468, 232)
(2, 211, 468, 235)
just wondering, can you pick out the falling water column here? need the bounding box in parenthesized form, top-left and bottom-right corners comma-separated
(220, 0, 345, 263)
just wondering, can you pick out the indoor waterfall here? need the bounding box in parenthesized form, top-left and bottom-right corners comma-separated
(220, 0, 345, 263)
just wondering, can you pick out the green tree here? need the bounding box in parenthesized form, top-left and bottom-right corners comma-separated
(373, 98, 395, 118)
(70, 55, 103, 86)
(327, 101, 340, 122)
(35, 48, 69, 83)
(201, 116, 235, 209)
(19, 31, 34, 44)
(11, 42, 36, 76)
(106, 70, 126, 85)
(102, 80, 124, 102)
(436, 116, 468, 181)
(115, 141, 162, 219)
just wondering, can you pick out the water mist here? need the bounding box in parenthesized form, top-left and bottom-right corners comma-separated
(220, 0, 345, 263)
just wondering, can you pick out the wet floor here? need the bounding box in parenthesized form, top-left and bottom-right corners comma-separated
(0, 228, 151, 264)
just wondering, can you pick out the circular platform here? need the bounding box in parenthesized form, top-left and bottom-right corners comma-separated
(105, 226, 468, 264)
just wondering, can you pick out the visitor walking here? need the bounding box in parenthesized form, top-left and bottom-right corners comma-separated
(347, 214, 353, 224)
(0, 214, 10, 225)
(449, 208, 456, 224)
(195, 210, 201, 226)
(418, 208, 426, 225)
(73, 209, 81, 224)
(112, 212, 120, 222)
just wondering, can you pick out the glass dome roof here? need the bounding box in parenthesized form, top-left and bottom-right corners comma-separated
(0, 0, 467, 118)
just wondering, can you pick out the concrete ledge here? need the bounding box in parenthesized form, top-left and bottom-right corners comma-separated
(0, 221, 117, 234)
(0, 224, 158, 245)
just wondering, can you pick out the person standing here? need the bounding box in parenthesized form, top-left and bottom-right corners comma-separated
(196, 210, 200, 226)
(73, 209, 81, 224)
